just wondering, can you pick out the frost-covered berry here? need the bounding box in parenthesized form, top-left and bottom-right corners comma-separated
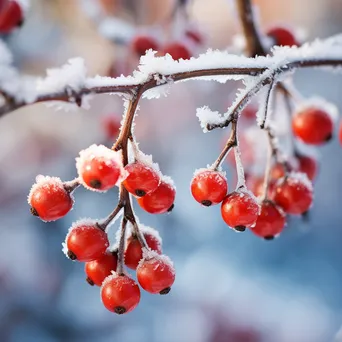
(221, 191, 259, 231)
(250, 200, 286, 240)
(292, 106, 334, 145)
(162, 42, 191, 60)
(185, 29, 203, 45)
(339, 121, 342, 146)
(0, 0, 23, 33)
(272, 173, 313, 215)
(266, 26, 299, 47)
(131, 35, 159, 57)
(28, 175, 73, 222)
(297, 155, 317, 181)
(191, 170, 228, 206)
(64, 220, 109, 262)
(247, 175, 275, 198)
(123, 162, 160, 197)
(125, 229, 162, 270)
(85, 252, 118, 286)
(76, 144, 124, 192)
(101, 273, 140, 314)
(136, 251, 175, 295)
(137, 179, 175, 214)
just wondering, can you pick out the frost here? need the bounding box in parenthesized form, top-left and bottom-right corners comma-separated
(100, 271, 120, 289)
(287, 171, 314, 191)
(233, 146, 246, 189)
(137, 250, 175, 273)
(161, 175, 176, 189)
(192, 168, 227, 180)
(75, 144, 126, 192)
(196, 106, 225, 133)
(28, 175, 65, 204)
(294, 96, 339, 122)
(36, 58, 87, 95)
(139, 224, 162, 247)
(256, 81, 275, 128)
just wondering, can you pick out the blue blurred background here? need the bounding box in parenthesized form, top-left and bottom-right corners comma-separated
(1, 0, 342, 341)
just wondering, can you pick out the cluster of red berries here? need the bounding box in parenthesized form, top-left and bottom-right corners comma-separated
(28, 143, 176, 314)
(0, 0, 23, 33)
(130, 26, 203, 61)
(64, 221, 175, 314)
(191, 167, 313, 240)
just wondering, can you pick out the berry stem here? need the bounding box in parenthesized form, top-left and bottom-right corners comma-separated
(97, 203, 124, 231)
(233, 144, 246, 190)
(259, 78, 275, 129)
(235, 0, 266, 56)
(63, 178, 80, 193)
(116, 216, 128, 275)
(212, 120, 238, 170)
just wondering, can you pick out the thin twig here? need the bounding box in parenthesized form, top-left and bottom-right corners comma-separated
(116, 217, 128, 275)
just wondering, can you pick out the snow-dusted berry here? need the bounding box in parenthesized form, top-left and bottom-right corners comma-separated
(65, 220, 109, 262)
(250, 200, 286, 240)
(136, 252, 175, 295)
(137, 179, 175, 214)
(162, 42, 191, 60)
(266, 26, 299, 47)
(292, 107, 333, 145)
(297, 155, 317, 181)
(28, 176, 73, 222)
(0, 0, 23, 33)
(101, 273, 140, 314)
(85, 252, 118, 286)
(131, 35, 159, 57)
(123, 162, 160, 197)
(221, 191, 259, 231)
(102, 115, 120, 140)
(272, 173, 313, 215)
(125, 231, 162, 270)
(76, 144, 124, 192)
(191, 170, 228, 206)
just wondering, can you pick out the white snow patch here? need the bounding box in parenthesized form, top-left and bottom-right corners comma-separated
(196, 106, 226, 133)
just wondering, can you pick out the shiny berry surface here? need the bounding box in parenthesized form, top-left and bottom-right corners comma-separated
(137, 255, 175, 294)
(66, 223, 109, 262)
(131, 35, 159, 57)
(101, 274, 140, 314)
(125, 233, 162, 270)
(297, 155, 317, 181)
(251, 200, 286, 240)
(29, 177, 73, 222)
(292, 107, 333, 145)
(272, 174, 313, 215)
(221, 191, 259, 231)
(137, 181, 175, 214)
(85, 252, 118, 286)
(123, 162, 160, 197)
(191, 170, 228, 206)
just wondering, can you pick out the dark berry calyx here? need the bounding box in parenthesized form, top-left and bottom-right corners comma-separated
(67, 250, 77, 260)
(160, 287, 171, 295)
(135, 189, 146, 197)
(90, 179, 102, 189)
(264, 235, 274, 241)
(234, 225, 246, 232)
(201, 200, 212, 207)
(86, 277, 94, 286)
(114, 306, 126, 314)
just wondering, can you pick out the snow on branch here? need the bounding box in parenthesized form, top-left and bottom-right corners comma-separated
(1, 35, 342, 117)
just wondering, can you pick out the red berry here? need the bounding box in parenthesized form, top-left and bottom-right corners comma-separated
(101, 274, 140, 314)
(191, 170, 228, 206)
(266, 26, 299, 47)
(272, 173, 313, 215)
(137, 252, 175, 294)
(270, 163, 286, 180)
(102, 115, 120, 140)
(221, 191, 259, 231)
(137, 180, 175, 214)
(297, 155, 317, 181)
(247, 176, 275, 198)
(250, 200, 286, 240)
(0, 0, 23, 33)
(292, 107, 333, 145)
(131, 35, 159, 57)
(125, 231, 162, 270)
(339, 121, 342, 145)
(85, 252, 118, 286)
(65, 220, 109, 262)
(28, 176, 73, 222)
(163, 42, 191, 60)
(76, 144, 124, 191)
(123, 162, 160, 197)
